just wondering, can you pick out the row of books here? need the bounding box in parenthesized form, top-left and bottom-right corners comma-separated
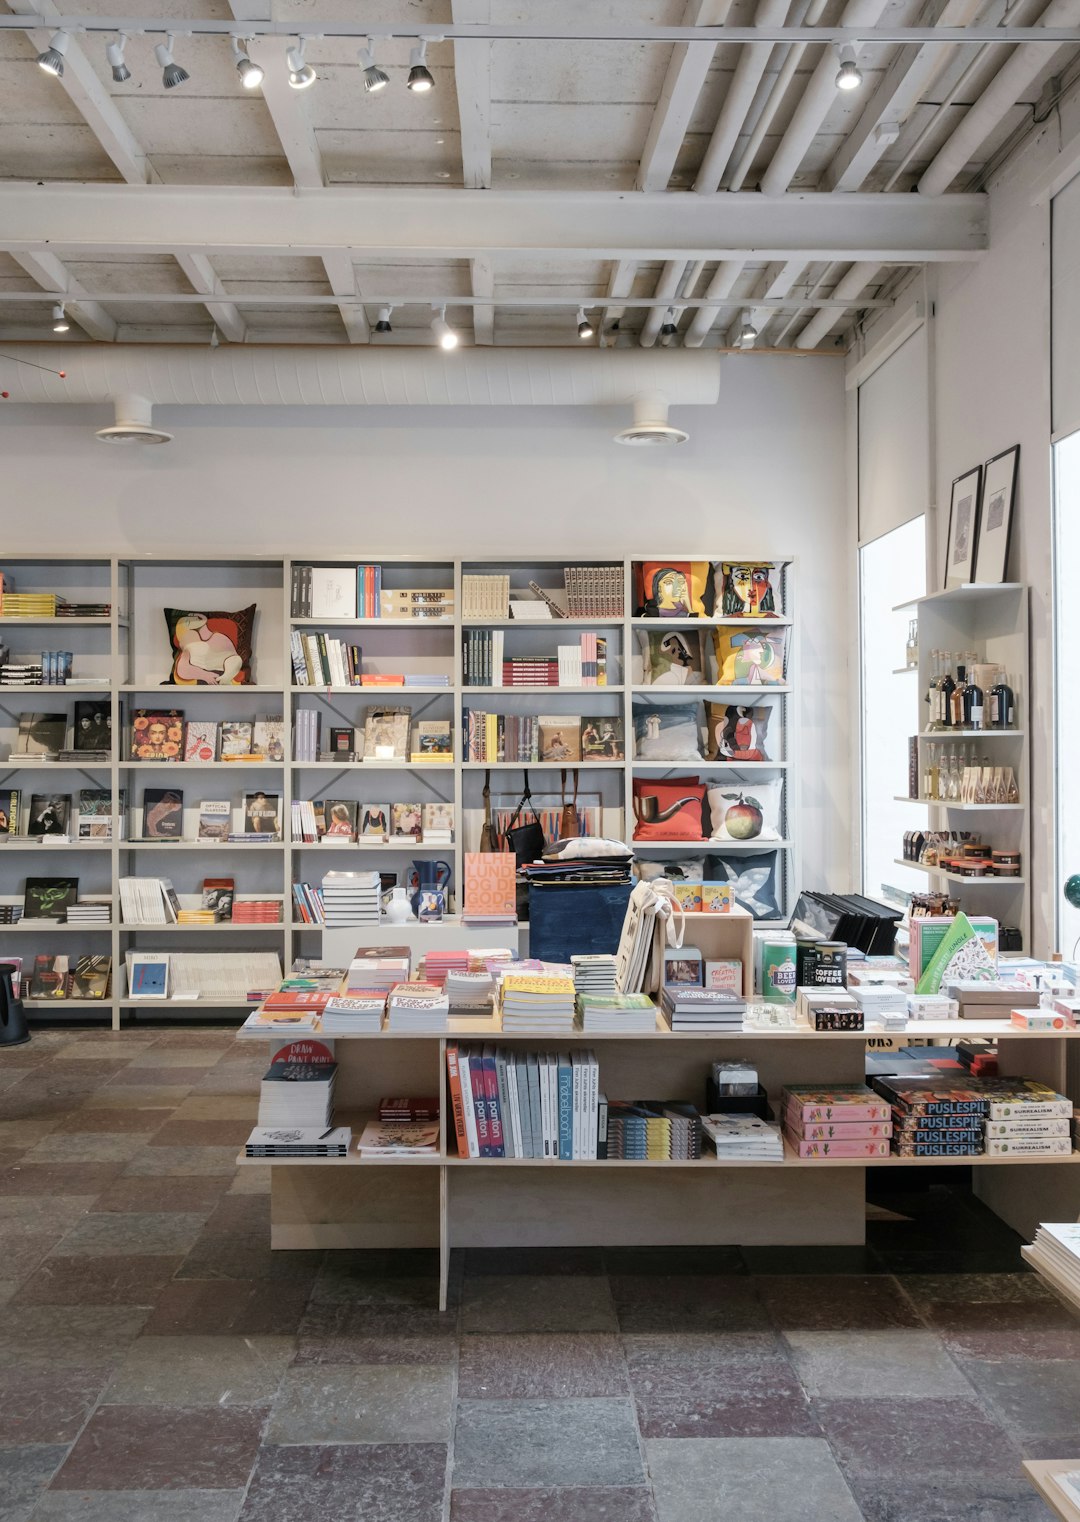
(9, 706, 112, 759)
(0, 652, 74, 685)
(447, 1043, 604, 1158)
(290, 563, 456, 621)
(457, 569, 624, 621)
(0, 579, 111, 618)
(462, 710, 624, 763)
(290, 632, 362, 687)
(132, 713, 284, 764)
(0, 787, 122, 840)
(462, 631, 609, 688)
(0, 952, 111, 1000)
(290, 798, 454, 844)
(292, 708, 451, 765)
(3, 948, 280, 1001)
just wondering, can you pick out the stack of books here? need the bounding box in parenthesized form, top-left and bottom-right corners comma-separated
(245, 1126, 351, 1158)
(56, 600, 110, 618)
(1024, 1222, 1080, 1298)
(499, 972, 576, 1033)
(703, 1114, 785, 1161)
(404, 673, 450, 688)
(572, 953, 618, 1000)
(421, 949, 469, 986)
(445, 969, 497, 1015)
(607, 1101, 702, 1160)
(386, 981, 450, 1032)
(345, 947, 410, 992)
(65, 900, 111, 926)
(782, 1084, 892, 1159)
(357, 1119, 439, 1156)
(446, 1044, 601, 1159)
(321, 871, 381, 927)
(258, 1060, 337, 1128)
(579, 992, 657, 1033)
(0, 905, 23, 924)
(0, 661, 45, 686)
(0, 592, 57, 617)
(872, 1075, 987, 1157)
(660, 986, 746, 1032)
(232, 899, 282, 925)
(321, 992, 385, 1034)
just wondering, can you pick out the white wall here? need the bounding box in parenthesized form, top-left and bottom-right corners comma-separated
(0, 354, 852, 894)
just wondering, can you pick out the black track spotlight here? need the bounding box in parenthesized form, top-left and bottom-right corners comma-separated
(375, 306, 393, 334)
(576, 306, 594, 340)
(287, 39, 316, 89)
(155, 34, 189, 89)
(408, 39, 435, 92)
(359, 39, 389, 93)
(106, 33, 131, 83)
(37, 29, 69, 77)
(659, 307, 679, 341)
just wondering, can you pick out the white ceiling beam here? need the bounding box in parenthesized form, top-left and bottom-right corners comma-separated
(722, 259, 803, 344)
(0, 289, 892, 311)
(639, 260, 690, 346)
(759, 0, 892, 196)
(11, 250, 116, 342)
(470, 256, 495, 345)
(226, 16, 367, 343)
(451, 0, 493, 190)
(682, 260, 746, 345)
(599, 261, 638, 347)
(0, 185, 988, 261)
(637, 0, 730, 192)
(822, 0, 984, 191)
(694, 0, 788, 192)
(172, 253, 246, 343)
(795, 260, 880, 347)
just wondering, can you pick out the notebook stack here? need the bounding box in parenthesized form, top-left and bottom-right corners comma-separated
(244, 1125, 351, 1158)
(606, 1101, 702, 1160)
(660, 985, 746, 1032)
(571, 953, 618, 1001)
(321, 992, 385, 1034)
(578, 992, 658, 1033)
(65, 900, 111, 926)
(981, 1080, 1074, 1156)
(781, 1084, 892, 1159)
(703, 1114, 785, 1161)
(321, 871, 381, 927)
(499, 972, 577, 1033)
(872, 1075, 987, 1157)
(386, 981, 450, 1032)
(422, 949, 469, 987)
(258, 1061, 336, 1128)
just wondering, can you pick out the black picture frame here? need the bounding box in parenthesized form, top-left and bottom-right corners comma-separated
(945, 465, 982, 588)
(973, 444, 1020, 585)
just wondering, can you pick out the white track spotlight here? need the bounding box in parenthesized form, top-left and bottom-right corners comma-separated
(431, 306, 458, 350)
(737, 312, 758, 350)
(106, 33, 131, 83)
(375, 306, 393, 334)
(407, 39, 435, 92)
(835, 43, 862, 91)
(155, 35, 189, 89)
(286, 38, 316, 89)
(232, 37, 263, 89)
(576, 307, 595, 340)
(36, 30, 69, 76)
(51, 303, 69, 334)
(359, 39, 389, 92)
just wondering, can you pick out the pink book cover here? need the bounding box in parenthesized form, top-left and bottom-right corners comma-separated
(782, 1087, 890, 1124)
(788, 1136, 891, 1158)
(786, 1117, 893, 1141)
(464, 852, 517, 916)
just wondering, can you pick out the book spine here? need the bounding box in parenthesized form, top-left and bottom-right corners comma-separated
(482, 1047, 504, 1157)
(557, 1055, 572, 1160)
(445, 1045, 470, 1159)
(597, 1091, 608, 1160)
(458, 1049, 481, 1158)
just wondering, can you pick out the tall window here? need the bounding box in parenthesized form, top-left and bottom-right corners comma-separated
(1055, 431, 1080, 952)
(860, 515, 927, 898)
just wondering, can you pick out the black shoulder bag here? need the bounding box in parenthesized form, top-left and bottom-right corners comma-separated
(502, 770, 545, 866)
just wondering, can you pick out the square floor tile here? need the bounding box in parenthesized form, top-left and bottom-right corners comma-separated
(461, 1275, 617, 1334)
(646, 1436, 864, 1522)
(105, 1336, 294, 1407)
(148, 1121, 253, 1149)
(237, 1443, 447, 1522)
(848, 1474, 1059, 1522)
(53, 1109, 171, 1135)
(175, 1237, 323, 1284)
(611, 1275, 770, 1334)
(757, 1275, 921, 1331)
(123, 1147, 239, 1178)
(267, 1365, 453, 1444)
(19, 1255, 183, 1307)
(901, 1272, 1055, 1307)
(453, 1399, 644, 1489)
(52, 1406, 266, 1491)
(603, 1245, 745, 1277)
(295, 1304, 457, 1366)
(29, 1488, 246, 1521)
(0, 1162, 121, 1198)
(458, 1334, 629, 1399)
(813, 1396, 1021, 1479)
(0, 1445, 70, 1522)
(462, 1247, 606, 1277)
(742, 1246, 885, 1275)
(920, 1299, 1080, 1360)
(308, 1254, 439, 1307)
(92, 1177, 231, 1214)
(0, 1306, 149, 1371)
(960, 1359, 1080, 1441)
(144, 1281, 311, 1337)
(631, 1351, 818, 1439)
(785, 1330, 974, 1399)
(450, 1489, 658, 1521)
(0, 1368, 106, 1444)
(52, 1212, 207, 1259)
(26, 1135, 147, 1165)
(199, 1195, 270, 1236)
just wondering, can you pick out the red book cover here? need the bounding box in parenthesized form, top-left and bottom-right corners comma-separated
(481, 1045, 505, 1157)
(261, 989, 331, 1012)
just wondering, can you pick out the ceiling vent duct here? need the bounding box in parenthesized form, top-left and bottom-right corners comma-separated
(613, 395, 690, 447)
(94, 393, 173, 446)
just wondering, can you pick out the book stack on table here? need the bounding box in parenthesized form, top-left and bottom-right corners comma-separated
(445, 970, 497, 1016)
(781, 1084, 893, 1159)
(703, 1114, 784, 1161)
(321, 992, 385, 1035)
(571, 952, 617, 1001)
(421, 950, 469, 986)
(345, 948, 411, 992)
(499, 972, 577, 1034)
(386, 980, 450, 1033)
(258, 1060, 336, 1129)
(579, 992, 658, 1034)
(660, 985, 745, 1032)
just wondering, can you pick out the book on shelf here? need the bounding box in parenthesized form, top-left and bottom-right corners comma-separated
(292, 881, 326, 924)
(184, 719, 218, 763)
(292, 631, 363, 687)
(380, 588, 454, 621)
(411, 720, 452, 761)
(73, 700, 111, 751)
(362, 707, 410, 760)
(580, 715, 623, 759)
(538, 716, 581, 763)
(359, 802, 389, 838)
(563, 565, 624, 618)
(462, 574, 510, 620)
(127, 951, 169, 999)
(244, 791, 281, 838)
(463, 709, 538, 763)
(357, 1119, 440, 1155)
(70, 954, 111, 999)
(23, 875, 78, 920)
(390, 802, 422, 839)
(29, 953, 69, 1000)
(462, 631, 609, 688)
(0, 790, 18, 836)
(202, 876, 235, 922)
(446, 1044, 604, 1160)
(142, 787, 184, 840)
(463, 853, 517, 923)
(131, 710, 184, 762)
(310, 566, 357, 620)
(27, 792, 71, 838)
(17, 712, 66, 757)
(219, 720, 254, 759)
(245, 1126, 351, 1158)
(197, 799, 231, 841)
(324, 799, 358, 841)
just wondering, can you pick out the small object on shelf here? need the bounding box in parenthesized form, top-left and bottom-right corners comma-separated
(127, 951, 169, 999)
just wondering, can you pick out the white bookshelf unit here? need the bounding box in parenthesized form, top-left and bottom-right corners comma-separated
(0, 554, 794, 1026)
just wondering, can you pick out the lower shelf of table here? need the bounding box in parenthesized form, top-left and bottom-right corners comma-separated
(1023, 1460, 1080, 1522)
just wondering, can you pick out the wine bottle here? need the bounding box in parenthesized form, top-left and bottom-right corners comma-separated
(940, 655, 955, 730)
(989, 672, 1015, 729)
(949, 663, 968, 728)
(967, 669, 984, 729)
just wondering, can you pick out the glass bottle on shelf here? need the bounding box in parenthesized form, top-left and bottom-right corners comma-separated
(946, 749, 961, 801)
(939, 655, 955, 730)
(989, 671, 1015, 729)
(1005, 768, 1020, 804)
(967, 666, 985, 729)
(906, 620, 919, 669)
(949, 663, 969, 728)
(925, 651, 940, 731)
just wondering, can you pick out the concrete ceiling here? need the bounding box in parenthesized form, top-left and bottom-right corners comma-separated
(0, 0, 1073, 349)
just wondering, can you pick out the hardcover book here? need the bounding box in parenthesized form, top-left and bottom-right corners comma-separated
(16, 712, 66, 757)
(220, 720, 255, 758)
(464, 852, 516, 917)
(143, 787, 184, 839)
(244, 791, 281, 837)
(390, 802, 422, 838)
(27, 793, 70, 838)
(184, 719, 219, 763)
(131, 710, 184, 762)
(363, 707, 410, 760)
(413, 721, 452, 758)
(197, 800, 231, 840)
(0, 789, 19, 835)
(78, 788, 113, 839)
(360, 802, 390, 837)
(538, 716, 582, 762)
(73, 700, 111, 753)
(23, 876, 78, 920)
(252, 717, 285, 761)
(324, 800, 358, 839)
(580, 716, 623, 760)
(29, 953, 68, 1000)
(127, 952, 169, 998)
(201, 876, 235, 921)
(71, 954, 111, 999)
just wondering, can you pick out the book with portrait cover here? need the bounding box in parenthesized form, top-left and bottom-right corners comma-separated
(27, 793, 70, 838)
(143, 787, 184, 839)
(73, 700, 111, 754)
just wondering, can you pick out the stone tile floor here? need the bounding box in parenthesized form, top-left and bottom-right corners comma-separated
(0, 1027, 1073, 1521)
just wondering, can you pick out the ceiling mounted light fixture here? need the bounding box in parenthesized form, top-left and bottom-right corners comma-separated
(232, 36, 263, 89)
(835, 43, 862, 90)
(36, 29, 69, 76)
(51, 303, 69, 334)
(659, 307, 679, 343)
(375, 305, 393, 333)
(286, 38, 316, 89)
(431, 306, 458, 350)
(407, 39, 435, 91)
(737, 312, 758, 350)
(359, 38, 389, 92)
(576, 307, 595, 340)
(106, 33, 131, 83)
(155, 34, 189, 89)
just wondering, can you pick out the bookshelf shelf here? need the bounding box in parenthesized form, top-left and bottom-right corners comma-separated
(119, 761, 286, 771)
(637, 839, 793, 851)
(293, 618, 454, 629)
(119, 684, 286, 695)
(0, 840, 112, 851)
(893, 858, 1026, 885)
(121, 841, 285, 851)
(461, 760, 625, 771)
(120, 922, 284, 933)
(465, 685, 625, 694)
(291, 686, 452, 695)
(630, 684, 791, 697)
(893, 796, 1023, 810)
(0, 760, 113, 771)
(463, 618, 624, 628)
(0, 921, 114, 932)
(632, 760, 789, 771)
(629, 616, 794, 628)
(0, 617, 113, 627)
(0, 684, 113, 694)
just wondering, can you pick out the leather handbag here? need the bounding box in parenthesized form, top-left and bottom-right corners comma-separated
(479, 769, 499, 853)
(559, 767, 579, 838)
(503, 770, 545, 866)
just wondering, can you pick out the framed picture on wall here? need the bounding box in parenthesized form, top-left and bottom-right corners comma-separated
(945, 465, 982, 587)
(973, 444, 1020, 585)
